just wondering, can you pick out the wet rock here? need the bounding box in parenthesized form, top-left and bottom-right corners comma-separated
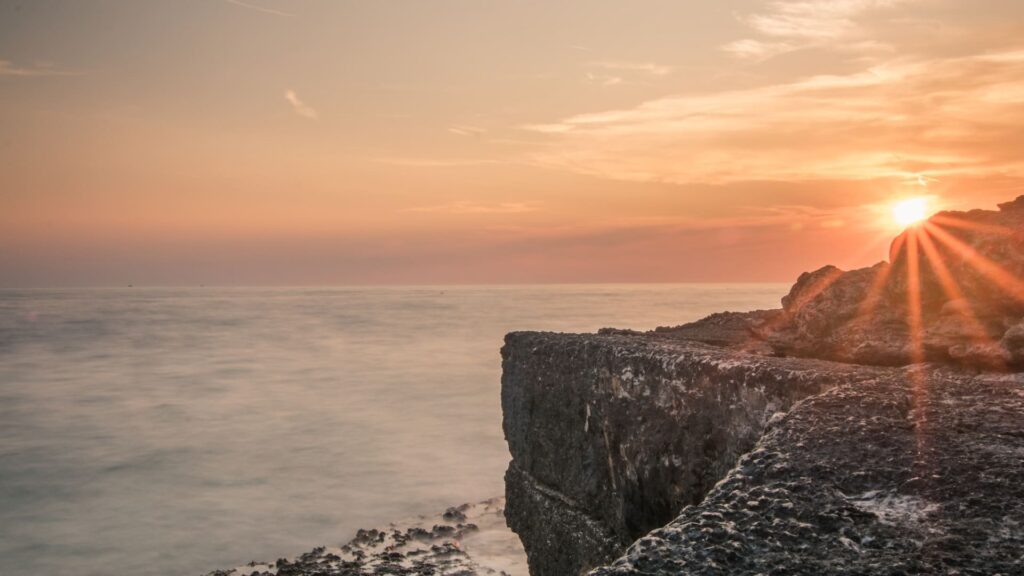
(203, 498, 525, 576)
(442, 505, 468, 522)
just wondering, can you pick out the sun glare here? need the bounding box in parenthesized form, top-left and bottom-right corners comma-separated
(892, 197, 930, 228)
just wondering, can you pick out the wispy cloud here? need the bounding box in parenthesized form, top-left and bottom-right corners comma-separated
(0, 60, 81, 77)
(448, 125, 486, 137)
(224, 0, 294, 18)
(589, 61, 673, 76)
(584, 60, 673, 86)
(284, 90, 318, 119)
(408, 201, 542, 214)
(369, 157, 507, 168)
(522, 48, 1024, 184)
(724, 0, 913, 60)
(585, 72, 623, 86)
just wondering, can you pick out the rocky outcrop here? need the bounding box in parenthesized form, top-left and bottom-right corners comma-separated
(762, 196, 1024, 369)
(501, 331, 892, 576)
(503, 197, 1024, 575)
(591, 368, 1024, 575)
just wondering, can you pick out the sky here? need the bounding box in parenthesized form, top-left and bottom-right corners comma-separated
(2, 0, 1024, 286)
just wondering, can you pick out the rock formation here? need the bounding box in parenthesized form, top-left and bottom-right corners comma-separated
(502, 332, 893, 576)
(502, 197, 1024, 575)
(761, 196, 1024, 369)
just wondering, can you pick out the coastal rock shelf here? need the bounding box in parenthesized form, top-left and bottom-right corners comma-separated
(501, 330, 893, 575)
(503, 330, 1024, 576)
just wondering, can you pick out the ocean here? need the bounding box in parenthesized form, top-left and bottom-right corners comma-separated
(0, 284, 787, 576)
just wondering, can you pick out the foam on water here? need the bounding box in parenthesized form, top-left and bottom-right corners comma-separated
(0, 284, 785, 575)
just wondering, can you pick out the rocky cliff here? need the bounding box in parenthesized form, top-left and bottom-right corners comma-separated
(502, 197, 1024, 575)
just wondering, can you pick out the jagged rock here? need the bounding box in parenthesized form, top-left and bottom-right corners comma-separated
(762, 196, 1024, 369)
(651, 310, 779, 348)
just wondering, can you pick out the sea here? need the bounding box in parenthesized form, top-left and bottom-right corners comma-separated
(0, 284, 787, 576)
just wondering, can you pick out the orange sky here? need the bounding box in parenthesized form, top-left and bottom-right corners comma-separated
(2, 0, 1023, 286)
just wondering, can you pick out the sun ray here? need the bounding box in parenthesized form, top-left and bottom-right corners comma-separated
(905, 229, 925, 365)
(853, 258, 894, 323)
(924, 222, 1024, 303)
(734, 264, 849, 355)
(930, 214, 1016, 237)
(917, 229, 1007, 369)
(903, 228, 932, 463)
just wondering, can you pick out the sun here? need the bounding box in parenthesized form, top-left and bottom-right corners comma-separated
(892, 197, 930, 228)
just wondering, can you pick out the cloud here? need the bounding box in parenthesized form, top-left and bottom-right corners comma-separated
(583, 60, 673, 86)
(284, 90, 318, 119)
(448, 125, 486, 137)
(521, 48, 1024, 185)
(408, 201, 542, 214)
(720, 39, 797, 60)
(369, 157, 507, 168)
(724, 0, 913, 60)
(224, 0, 293, 17)
(585, 72, 623, 86)
(589, 61, 673, 76)
(0, 60, 81, 77)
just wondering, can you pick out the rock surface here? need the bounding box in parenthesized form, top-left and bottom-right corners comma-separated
(501, 331, 893, 576)
(761, 196, 1024, 369)
(591, 368, 1024, 575)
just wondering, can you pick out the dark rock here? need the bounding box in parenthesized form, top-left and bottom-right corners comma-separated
(590, 369, 1024, 575)
(501, 331, 892, 576)
(202, 498, 524, 576)
(442, 505, 468, 522)
(652, 310, 780, 348)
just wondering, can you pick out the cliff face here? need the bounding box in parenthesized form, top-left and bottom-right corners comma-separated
(501, 331, 891, 576)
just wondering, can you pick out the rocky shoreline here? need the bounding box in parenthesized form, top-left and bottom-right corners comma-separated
(206, 197, 1024, 576)
(203, 499, 526, 576)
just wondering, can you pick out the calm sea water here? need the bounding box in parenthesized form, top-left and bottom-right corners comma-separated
(0, 284, 786, 576)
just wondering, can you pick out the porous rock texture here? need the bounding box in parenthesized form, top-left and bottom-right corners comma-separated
(501, 331, 892, 576)
(503, 197, 1024, 575)
(591, 369, 1024, 576)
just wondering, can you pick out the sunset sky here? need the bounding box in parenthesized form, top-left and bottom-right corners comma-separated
(3, 0, 1024, 286)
